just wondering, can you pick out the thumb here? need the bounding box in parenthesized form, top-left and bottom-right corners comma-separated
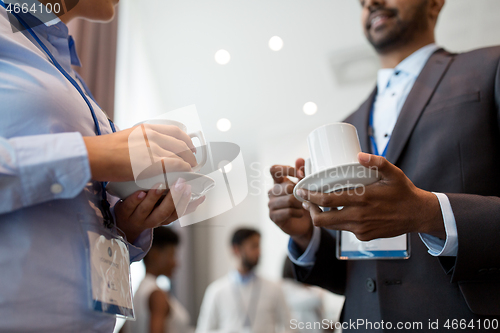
(357, 152, 401, 180)
(301, 200, 322, 219)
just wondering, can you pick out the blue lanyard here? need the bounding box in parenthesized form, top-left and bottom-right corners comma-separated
(2, 2, 116, 227)
(368, 105, 390, 157)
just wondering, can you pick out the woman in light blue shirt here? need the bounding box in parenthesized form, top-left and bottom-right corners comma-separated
(0, 0, 203, 331)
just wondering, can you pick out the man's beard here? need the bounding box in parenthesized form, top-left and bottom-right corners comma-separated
(242, 256, 258, 271)
(366, 1, 429, 54)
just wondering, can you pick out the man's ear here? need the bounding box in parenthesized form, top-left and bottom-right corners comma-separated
(428, 0, 445, 22)
(232, 245, 241, 257)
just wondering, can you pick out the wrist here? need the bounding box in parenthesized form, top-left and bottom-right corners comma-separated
(291, 226, 314, 252)
(418, 190, 446, 239)
(83, 136, 107, 181)
(117, 223, 143, 244)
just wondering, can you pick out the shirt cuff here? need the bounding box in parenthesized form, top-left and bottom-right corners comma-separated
(9, 132, 91, 207)
(419, 192, 458, 257)
(128, 228, 153, 262)
(287, 226, 321, 267)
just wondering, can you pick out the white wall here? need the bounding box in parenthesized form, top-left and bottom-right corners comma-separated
(114, 0, 500, 325)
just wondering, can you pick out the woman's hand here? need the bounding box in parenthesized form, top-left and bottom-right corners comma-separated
(114, 179, 205, 243)
(83, 124, 198, 182)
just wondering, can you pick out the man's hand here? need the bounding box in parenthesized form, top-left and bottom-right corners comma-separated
(268, 158, 314, 251)
(114, 178, 205, 243)
(83, 124, 198, 182)
(297, 152, 445, 241)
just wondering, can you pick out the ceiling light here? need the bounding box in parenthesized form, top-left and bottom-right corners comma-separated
(269, 36, 284, 51)
(217, 118, 231, 132)
(215, 49, 231, 65)
(303, 102, 318, 115)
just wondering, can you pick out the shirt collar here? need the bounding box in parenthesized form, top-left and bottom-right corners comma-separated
(8, 1, 82, 68)
(396, 43, 440, 78)
(230, 270, 256, 285)
(376, 68, 394, 94)
(4, 0, 61, 29)
(376, 43, 440, 93)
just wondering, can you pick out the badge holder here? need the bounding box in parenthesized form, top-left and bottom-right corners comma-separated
(336, 231, 410, 260)
(80, 218, 135, 319)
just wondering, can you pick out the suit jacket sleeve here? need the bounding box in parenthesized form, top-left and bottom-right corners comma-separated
(439, 57, 500, 316)
(293, 228, 347, 296)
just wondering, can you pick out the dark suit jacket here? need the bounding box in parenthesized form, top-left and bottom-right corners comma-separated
(294, 47, 500, 331)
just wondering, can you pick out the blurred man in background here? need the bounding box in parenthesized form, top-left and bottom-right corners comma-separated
(196, 228, 292, 333)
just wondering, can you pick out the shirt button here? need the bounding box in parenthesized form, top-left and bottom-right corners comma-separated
(366, 278, 376, 293)
(50, 183, 63, 194)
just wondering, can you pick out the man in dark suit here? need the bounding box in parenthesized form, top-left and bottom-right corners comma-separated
(268, 0, 500, 331)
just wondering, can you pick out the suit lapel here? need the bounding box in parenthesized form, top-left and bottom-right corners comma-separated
(385, 49, 454, 164)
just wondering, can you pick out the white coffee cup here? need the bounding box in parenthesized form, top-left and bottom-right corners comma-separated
(135, 119, 208, 172)
(305, 122, 361, 176)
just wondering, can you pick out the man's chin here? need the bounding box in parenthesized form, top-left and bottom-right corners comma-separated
(243, 262, 258, 271)
(368, 33, 404, 53)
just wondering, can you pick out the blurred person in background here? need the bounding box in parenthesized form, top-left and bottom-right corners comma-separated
(281, 257, 335, 333)
(122, 227, 193, 333)
(196, 228, 292, 333)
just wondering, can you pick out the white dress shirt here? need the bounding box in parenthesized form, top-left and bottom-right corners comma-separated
(196, 271, 292, 333)
(289, 44, 458, 267)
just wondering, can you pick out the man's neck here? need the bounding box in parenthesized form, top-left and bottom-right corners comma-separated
(237, 266, 253, 276)
(379, 36, 436, 68)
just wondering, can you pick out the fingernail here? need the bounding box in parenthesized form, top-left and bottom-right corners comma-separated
(358, 152, 370, 163)
(156, 183, 165, 195)
(138, 191, 146, 199)
(175, 178, 186, 191)
(297, 189, 306, 198)
(302, 201, 309, 209)
(183, 185, 192, 197)
(299, 170, 305, 178)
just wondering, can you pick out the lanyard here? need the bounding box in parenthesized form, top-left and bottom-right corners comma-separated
(1, 1, 116, 227)
(233, 277, 261, 329)
(368, 105, 390, 158)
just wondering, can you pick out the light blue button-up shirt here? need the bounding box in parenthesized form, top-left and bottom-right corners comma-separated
(0, 4, 151, 332)
(289, 44, 458, 266)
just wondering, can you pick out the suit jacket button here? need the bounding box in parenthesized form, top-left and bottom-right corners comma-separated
(366, 278, 376, 293)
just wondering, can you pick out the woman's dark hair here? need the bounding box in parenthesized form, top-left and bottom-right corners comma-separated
(151, 226, 180, 249)
(231, 228, 260, 246)
(144, 227, 180, 268)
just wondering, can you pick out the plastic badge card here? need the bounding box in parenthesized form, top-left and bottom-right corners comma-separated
(87, 230, 135, 319)
(337, 231, 410, 260)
